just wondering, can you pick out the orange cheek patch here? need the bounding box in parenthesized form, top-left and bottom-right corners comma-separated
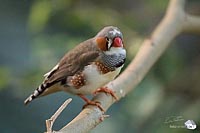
(96, 37, 107, 51)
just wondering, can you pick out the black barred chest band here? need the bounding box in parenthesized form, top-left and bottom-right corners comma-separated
(101, 53, 126, 69)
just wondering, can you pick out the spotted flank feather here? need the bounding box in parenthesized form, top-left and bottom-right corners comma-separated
(94, 62, 113, 74)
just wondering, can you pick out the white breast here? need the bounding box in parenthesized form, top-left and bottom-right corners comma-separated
(65, 64, 122, 95)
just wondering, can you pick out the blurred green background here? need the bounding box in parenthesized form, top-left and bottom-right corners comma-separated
(0, 0, 200, 133)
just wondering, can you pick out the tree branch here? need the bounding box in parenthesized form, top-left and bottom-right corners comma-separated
(46, 0, 200, 132)
(45, 98, 72, 133)
(183, 14, 200, 34)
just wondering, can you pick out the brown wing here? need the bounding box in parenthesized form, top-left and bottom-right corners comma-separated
(44, 38, 100, 85)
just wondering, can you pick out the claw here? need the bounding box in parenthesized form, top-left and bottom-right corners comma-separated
(83, 101, 104, 112)
(94, 87, 118, 101)
(78, 94, 104, 112)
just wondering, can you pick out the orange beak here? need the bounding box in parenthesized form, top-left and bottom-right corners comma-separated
(113, 37, 123, 47)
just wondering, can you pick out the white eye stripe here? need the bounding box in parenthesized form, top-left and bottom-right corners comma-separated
(107, 39, 112, 49)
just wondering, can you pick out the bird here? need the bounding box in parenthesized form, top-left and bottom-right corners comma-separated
(24, 26, 126, 111)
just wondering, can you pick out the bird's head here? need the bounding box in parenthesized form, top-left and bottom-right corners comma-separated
(95, 26, 125, 55)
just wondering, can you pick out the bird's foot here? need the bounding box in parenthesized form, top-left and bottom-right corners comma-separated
(94, 87, 118, 101)
(83, 101, 104, 112)
(78, 94, 104, 112)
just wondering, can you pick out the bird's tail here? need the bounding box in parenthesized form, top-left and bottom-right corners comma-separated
(24, 83, 47, 105)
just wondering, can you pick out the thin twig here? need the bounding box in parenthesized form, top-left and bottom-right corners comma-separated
(46, 98, 72, 133)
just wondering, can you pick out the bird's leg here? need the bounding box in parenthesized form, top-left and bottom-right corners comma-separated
(94, 87, 118, 101)
(78, 94, 104, 112)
